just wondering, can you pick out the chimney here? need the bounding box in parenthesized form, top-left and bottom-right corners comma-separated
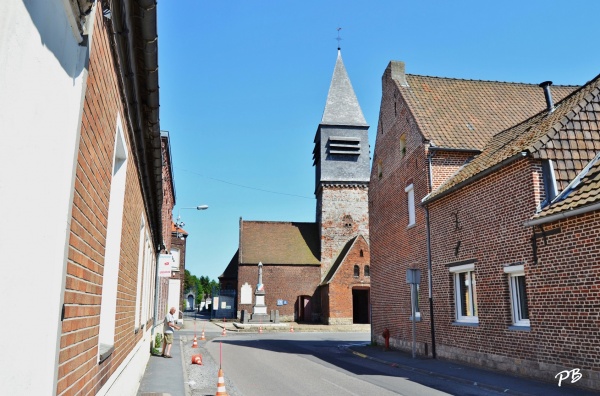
(539, 81, 554, 113)
(388, 61, 408, 87)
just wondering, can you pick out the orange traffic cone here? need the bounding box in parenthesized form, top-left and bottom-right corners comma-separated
(200, 329, 206, 341)
(290, 325, 294, 333)
(221, 327, 227, 336)
(215, 367, 228, 396)
(191, 354, 203, 365)
(192, 335, 198, 348)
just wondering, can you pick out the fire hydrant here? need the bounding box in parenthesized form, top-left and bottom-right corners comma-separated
(382, 328, 390, 351)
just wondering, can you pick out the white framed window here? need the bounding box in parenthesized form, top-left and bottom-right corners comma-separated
(98, 114, 128, 360)
(405, 183, 415, 226)
(450, 263, 478, 323)
(504, 265, 530, 327)
(134, 217, 145, 331)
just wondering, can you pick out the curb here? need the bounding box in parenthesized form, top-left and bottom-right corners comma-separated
(179, 337, 192, 396)
(346, 347, 533, 396)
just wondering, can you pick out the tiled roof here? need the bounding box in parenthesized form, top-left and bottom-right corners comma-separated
(171, 221, 188, 236)
(533, 152, 600, 220)
(321, 50, 368, 127)
(424, 73, 600, 205)
(240, 221, 320, 265)
(398, 75, 577, 150)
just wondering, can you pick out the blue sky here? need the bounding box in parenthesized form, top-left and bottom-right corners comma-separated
(157, 1, 600, 282)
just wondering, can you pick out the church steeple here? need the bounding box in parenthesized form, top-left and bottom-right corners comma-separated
(313, 49, 370, 281)
(320, 50, 368, 127)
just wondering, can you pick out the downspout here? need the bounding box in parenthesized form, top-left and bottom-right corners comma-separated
(426, 149, 437, 358)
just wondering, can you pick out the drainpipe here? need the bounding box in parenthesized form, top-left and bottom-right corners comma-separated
(426, 150, 437, 358)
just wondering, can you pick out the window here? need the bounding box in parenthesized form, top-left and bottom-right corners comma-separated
(504, 265, 530, 327)
(377, 161, 383, 180)
(405, 183, 415, 226)
(134, 218, 145, 331)
(353, 265, 359, 277)
(399, 134, 406, 158)
(450, 263, 478, 323)
(98, 114, 128, 360)
(364, 265, 370, 277)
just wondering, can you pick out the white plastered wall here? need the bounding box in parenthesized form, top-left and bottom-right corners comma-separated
(0, 1, 90, 394)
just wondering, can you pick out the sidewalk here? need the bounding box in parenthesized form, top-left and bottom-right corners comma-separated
(137, 331, 189, 396)
(346, 345, 597, 396)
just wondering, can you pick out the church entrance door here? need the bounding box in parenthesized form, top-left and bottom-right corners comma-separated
(352, 288, 369, 324)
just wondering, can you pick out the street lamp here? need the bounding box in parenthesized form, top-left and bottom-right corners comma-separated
(175, 205, 209, 239)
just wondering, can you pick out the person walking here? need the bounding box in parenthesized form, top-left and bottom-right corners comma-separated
(162, 307, 180, 358)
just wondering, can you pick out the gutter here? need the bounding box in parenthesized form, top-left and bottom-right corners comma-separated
(422, 151, 527, 206)
(109, 0, 163, 248)
(523, 201, 600, 227)
(425, 150, 436, 358)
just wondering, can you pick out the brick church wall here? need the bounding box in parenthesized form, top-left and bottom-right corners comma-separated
(324, 236, 371, 325)
(237, 264, 321, 322)
(319, 185, 369, 280)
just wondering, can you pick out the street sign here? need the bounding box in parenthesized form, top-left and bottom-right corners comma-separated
(159, 254, 173, 277)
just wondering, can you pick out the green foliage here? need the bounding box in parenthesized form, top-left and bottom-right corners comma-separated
(155, 333, 162, 349)
(184, 270, 220, 305)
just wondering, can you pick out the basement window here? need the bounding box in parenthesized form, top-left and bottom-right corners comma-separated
(328, 136, 361, 155)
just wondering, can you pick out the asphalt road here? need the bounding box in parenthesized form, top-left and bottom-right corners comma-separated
(198, 332, 518, 396)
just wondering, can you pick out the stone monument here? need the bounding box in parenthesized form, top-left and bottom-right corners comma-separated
(250, 262, 269, 323)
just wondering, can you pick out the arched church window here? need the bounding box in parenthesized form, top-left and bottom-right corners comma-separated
(360, 249, 364, 257)
(354, 265, 360, 277)
(364, 265, 370, 277)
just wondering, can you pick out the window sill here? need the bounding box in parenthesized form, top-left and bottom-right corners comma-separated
(452, 321, 479, 327)
(508, 325, 531, 332)
(409, 315, 421, 322)
(98, 343, 114, 364)
(407, 223, 417, 230)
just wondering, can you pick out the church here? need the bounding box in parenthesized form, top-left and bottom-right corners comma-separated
(219, 49, 371, 324)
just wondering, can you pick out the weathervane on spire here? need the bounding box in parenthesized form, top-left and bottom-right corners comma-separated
(336, 27, 342, 50)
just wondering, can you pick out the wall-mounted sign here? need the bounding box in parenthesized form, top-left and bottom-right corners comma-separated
(276, 299, 288, 306)
(159, 254, 174, 277)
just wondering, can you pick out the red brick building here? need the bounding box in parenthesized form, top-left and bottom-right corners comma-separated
(422, 74, 600, 390)
(220, 50, 371, 324)
(369, 61, 575, 354)
(370, 58, 600, 389)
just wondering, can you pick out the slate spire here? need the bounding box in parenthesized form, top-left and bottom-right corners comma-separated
(320, 50, 368, 127)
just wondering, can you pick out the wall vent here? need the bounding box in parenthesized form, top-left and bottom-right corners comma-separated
(328, 136, 360, 155)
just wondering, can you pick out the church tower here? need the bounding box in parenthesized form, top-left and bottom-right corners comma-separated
(314, 50, 370, 280)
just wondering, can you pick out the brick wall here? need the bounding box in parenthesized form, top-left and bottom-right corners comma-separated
(428, 157, 599, 390)
(323, 236, 370, 324)
(527, 211, 600, 389)
(369, 70, 473, 355)
(170, 234, 187, 312)
(58, 5, 154, 395)
(237, 264, 321, 322)
(319, 185, 369, 280)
